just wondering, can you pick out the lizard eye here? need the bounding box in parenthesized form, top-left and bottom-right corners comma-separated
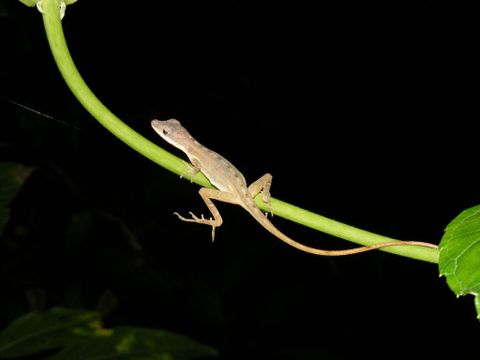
(162, 129, 169, 135)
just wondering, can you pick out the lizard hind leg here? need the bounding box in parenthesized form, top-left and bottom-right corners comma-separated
(174, 187, 238, 242)
(248, 173, 273, 216)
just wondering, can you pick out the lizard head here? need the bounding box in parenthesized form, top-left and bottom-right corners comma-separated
(151, 119, 196, 150)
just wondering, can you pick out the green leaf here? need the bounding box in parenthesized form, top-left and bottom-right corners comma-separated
(49, 327, 219, 360)
(439, 204, 480, 319)
(0, 163, 34, 236)
(0, 308, 218, 359)
(0, 307, 103, 358)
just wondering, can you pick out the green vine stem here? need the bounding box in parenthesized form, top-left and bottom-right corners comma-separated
(39, 0, 439, 263)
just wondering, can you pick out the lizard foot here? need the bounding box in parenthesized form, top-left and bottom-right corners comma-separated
(173, 212, 217, 241)
(174, 211, 214, 224)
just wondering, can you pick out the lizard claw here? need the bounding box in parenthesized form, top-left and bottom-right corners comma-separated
(173, 211, 191, 222)
(210, 226, 216, 242)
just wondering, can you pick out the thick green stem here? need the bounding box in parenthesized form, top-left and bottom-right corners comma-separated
(40, 0, 439, 264)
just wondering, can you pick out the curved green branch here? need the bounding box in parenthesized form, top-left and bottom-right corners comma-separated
(39, 0, 439, 263)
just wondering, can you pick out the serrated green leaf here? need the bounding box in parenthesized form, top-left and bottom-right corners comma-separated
(0, 308, 218, 359)
(439, 204, 480, 319)
(0, 163, 34, 236)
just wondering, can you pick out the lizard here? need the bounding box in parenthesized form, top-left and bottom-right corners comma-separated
(151, 119, 438, 256)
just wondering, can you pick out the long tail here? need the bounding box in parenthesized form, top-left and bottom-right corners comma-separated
(246, 205, 438, 256)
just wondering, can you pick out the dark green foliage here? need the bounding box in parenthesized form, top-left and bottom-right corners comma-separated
(0, 307, 218, 359)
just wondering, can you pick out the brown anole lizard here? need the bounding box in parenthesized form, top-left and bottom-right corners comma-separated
(151, 119, 438, 256)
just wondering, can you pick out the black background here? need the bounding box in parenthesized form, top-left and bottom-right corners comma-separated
(0, 1, 477, 358)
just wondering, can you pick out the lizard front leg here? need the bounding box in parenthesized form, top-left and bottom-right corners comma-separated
(181, 158, 201, 182)
(174, 187, 238, 241)
(248, 173, 273, 215)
